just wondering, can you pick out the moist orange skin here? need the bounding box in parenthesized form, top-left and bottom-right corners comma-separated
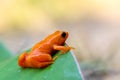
(18, 31, 74, 68)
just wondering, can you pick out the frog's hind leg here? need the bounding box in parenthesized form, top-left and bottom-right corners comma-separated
(18, 52, 28, 67)
(32, 60, 53, 68)
(31, 53, 54, 68)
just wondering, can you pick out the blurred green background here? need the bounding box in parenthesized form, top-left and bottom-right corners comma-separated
(0, 0, 120, 80)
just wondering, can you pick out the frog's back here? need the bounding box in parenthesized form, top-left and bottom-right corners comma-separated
(30, 30, 68, 55)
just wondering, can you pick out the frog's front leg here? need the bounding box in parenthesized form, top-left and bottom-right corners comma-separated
(53, 45, 74, 53)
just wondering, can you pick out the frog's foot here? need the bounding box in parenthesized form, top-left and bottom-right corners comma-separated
(31, 61, 53, 68)
(31, 53, 54, 68)
(18, 52, 28, 67)
(53, 45, 75, 54)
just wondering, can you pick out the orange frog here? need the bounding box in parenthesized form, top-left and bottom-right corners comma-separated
(18, 31, 74, 68)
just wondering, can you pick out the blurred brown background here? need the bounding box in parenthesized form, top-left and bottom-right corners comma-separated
(0, 0, 120, 80)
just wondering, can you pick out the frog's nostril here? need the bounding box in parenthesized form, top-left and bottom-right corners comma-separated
(61, 32, 66, 38)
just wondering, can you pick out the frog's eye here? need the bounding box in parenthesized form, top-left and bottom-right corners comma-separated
(61, 32, 66, 38)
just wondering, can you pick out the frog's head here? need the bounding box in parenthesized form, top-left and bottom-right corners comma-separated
(45, 30, 69, 45)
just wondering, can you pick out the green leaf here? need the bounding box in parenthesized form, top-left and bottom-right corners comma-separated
(0, 42, 13, 62)
(0, 50, 83, 80)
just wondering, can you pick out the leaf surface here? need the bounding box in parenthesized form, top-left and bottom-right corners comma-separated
(0, 42, 13, 62)
(0, 50, 83, 80)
